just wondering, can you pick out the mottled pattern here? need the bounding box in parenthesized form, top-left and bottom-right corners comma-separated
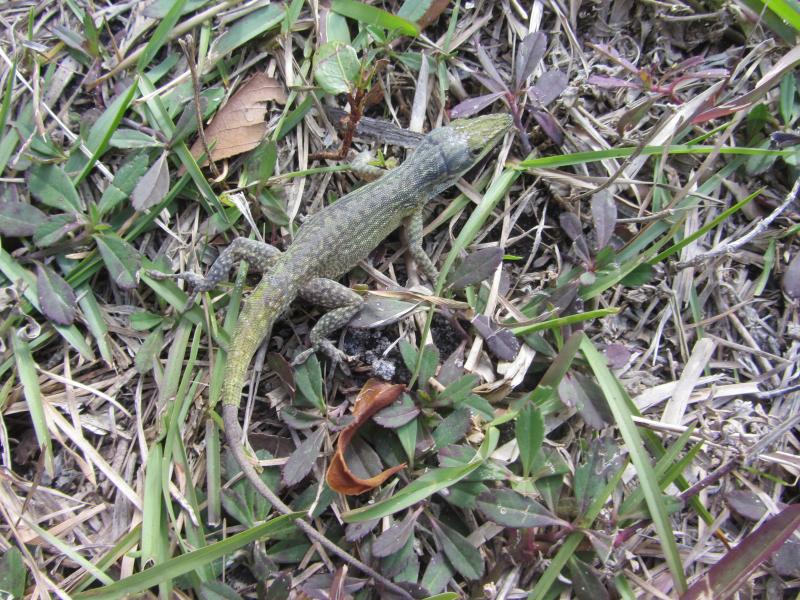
(149, 237, 281, 301)
(405, 208, 438, 281)
(157, 114, 512, 408)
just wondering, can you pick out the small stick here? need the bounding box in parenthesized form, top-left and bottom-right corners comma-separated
(179, 35, 220, 179)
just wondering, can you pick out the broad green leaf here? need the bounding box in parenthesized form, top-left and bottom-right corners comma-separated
(432, 406, 470, 449)
(94, 232, 141, 290)
(97, 152, 150, 216)
(372, 508, 420, 557)
(476, 489, 566, 528)
(0, 547, 26, 599)
(108, 128, 163, 149)
(0, 201, 47, 236)
(29, 163, 82, 212)
(36, 263, 77, 325)
(331, 0, 419, 36)
(325, 11, 351, 44)
(516, 403, 544, 477)
(430, 519, 483, 580)
(282, 427, 325, 487)
(294, 354, 325, 412)
(313, 41, 360, 95)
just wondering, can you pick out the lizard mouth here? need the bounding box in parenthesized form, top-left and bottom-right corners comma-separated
(450, 113, 514, 156)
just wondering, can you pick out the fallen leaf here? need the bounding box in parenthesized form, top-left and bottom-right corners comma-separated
(326, 379, 406, 495)
(189, 73, 287, 164)
(131, 152, 170, 211)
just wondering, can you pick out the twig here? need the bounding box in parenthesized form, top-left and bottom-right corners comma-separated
(179, 35, 220, 179)
(675, 177, 799, 270)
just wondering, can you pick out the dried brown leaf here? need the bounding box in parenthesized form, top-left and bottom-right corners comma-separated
(190, 73, 287, 164)
(326, 379, 406, 495)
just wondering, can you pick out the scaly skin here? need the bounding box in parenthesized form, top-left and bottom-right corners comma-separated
(157, 114, 512, 595)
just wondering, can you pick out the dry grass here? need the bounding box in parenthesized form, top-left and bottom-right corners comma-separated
(0, 0, 798, 598)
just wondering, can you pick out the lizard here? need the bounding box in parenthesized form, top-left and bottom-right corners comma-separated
(150, 112, 512, 595)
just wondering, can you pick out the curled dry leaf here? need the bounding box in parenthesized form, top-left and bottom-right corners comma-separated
(190, 72, 287, 164)
(326, 379, 407, 495)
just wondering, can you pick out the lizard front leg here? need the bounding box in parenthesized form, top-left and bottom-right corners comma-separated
(292, 278, 364, 366)
(405, 206, 439, 283)
(149, 237, 282, 302)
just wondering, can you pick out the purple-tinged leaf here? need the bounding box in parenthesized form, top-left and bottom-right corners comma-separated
(604, 343, 632, 369)
(587, 75, 641, 90)
(591, 43, 638, 73)
(36, 263, 77, 326)
(531, 109, 564, 146)
(432, 406, 471, 449)
(34, 214, 81, 248)
(782, 251, 800, 299)
(567, 556, 609, 600)
(681, 504, 800, 600)
(264, 572, 292, 600)
(268, 352, 296, 399)
(591, 191, 617, 250)
(280, 406, 324, 430)
(572, 237, 592, 265)
(515, 32, 547, 91)
(772, 131, 800, 148)
(430, 518, 484, 580)
(345, 517, 380, 541)
(282, 427, 325, 487)
(473, 72, 508, 96)
(559, 372, 612, 430)
(559, 212, 583, 241)
(774, 538, 800, 577)
(726, 490, 770, 521)
(573, 436, 622, 515)
(345, 487, 396, 541)
(373, 393, 419, 428)
(475, 43, 508, 94)
(372, 507, 422, 557)
(476, 489, 567, 528)
(471, 314, 520, 361)
(450, 91, 506, 119)
(0, 202, 47, 237)
(447, 247, 504, 289)
(438, 343, 466, 386)
(617, 96, 657, 135)
(300, 573, 365, 600)
(528, 70, 568, 107)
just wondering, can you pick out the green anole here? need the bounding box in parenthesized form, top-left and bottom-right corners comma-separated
(151, 113, 512, 595)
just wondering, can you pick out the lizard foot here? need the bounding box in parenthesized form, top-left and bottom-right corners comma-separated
(292, 341, 356, 371)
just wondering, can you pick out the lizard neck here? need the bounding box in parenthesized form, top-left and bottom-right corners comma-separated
(221, 269, 300, 408)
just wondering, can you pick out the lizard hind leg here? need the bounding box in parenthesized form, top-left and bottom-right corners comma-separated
(293, 278, 364, 366)
(148, 237, 282, 304)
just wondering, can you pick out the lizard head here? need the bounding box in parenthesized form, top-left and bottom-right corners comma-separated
(403, 113, 513, 198)
(449, 113, 514, 160)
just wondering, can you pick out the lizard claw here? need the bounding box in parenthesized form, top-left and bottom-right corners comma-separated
(291, 342, 356, 371)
